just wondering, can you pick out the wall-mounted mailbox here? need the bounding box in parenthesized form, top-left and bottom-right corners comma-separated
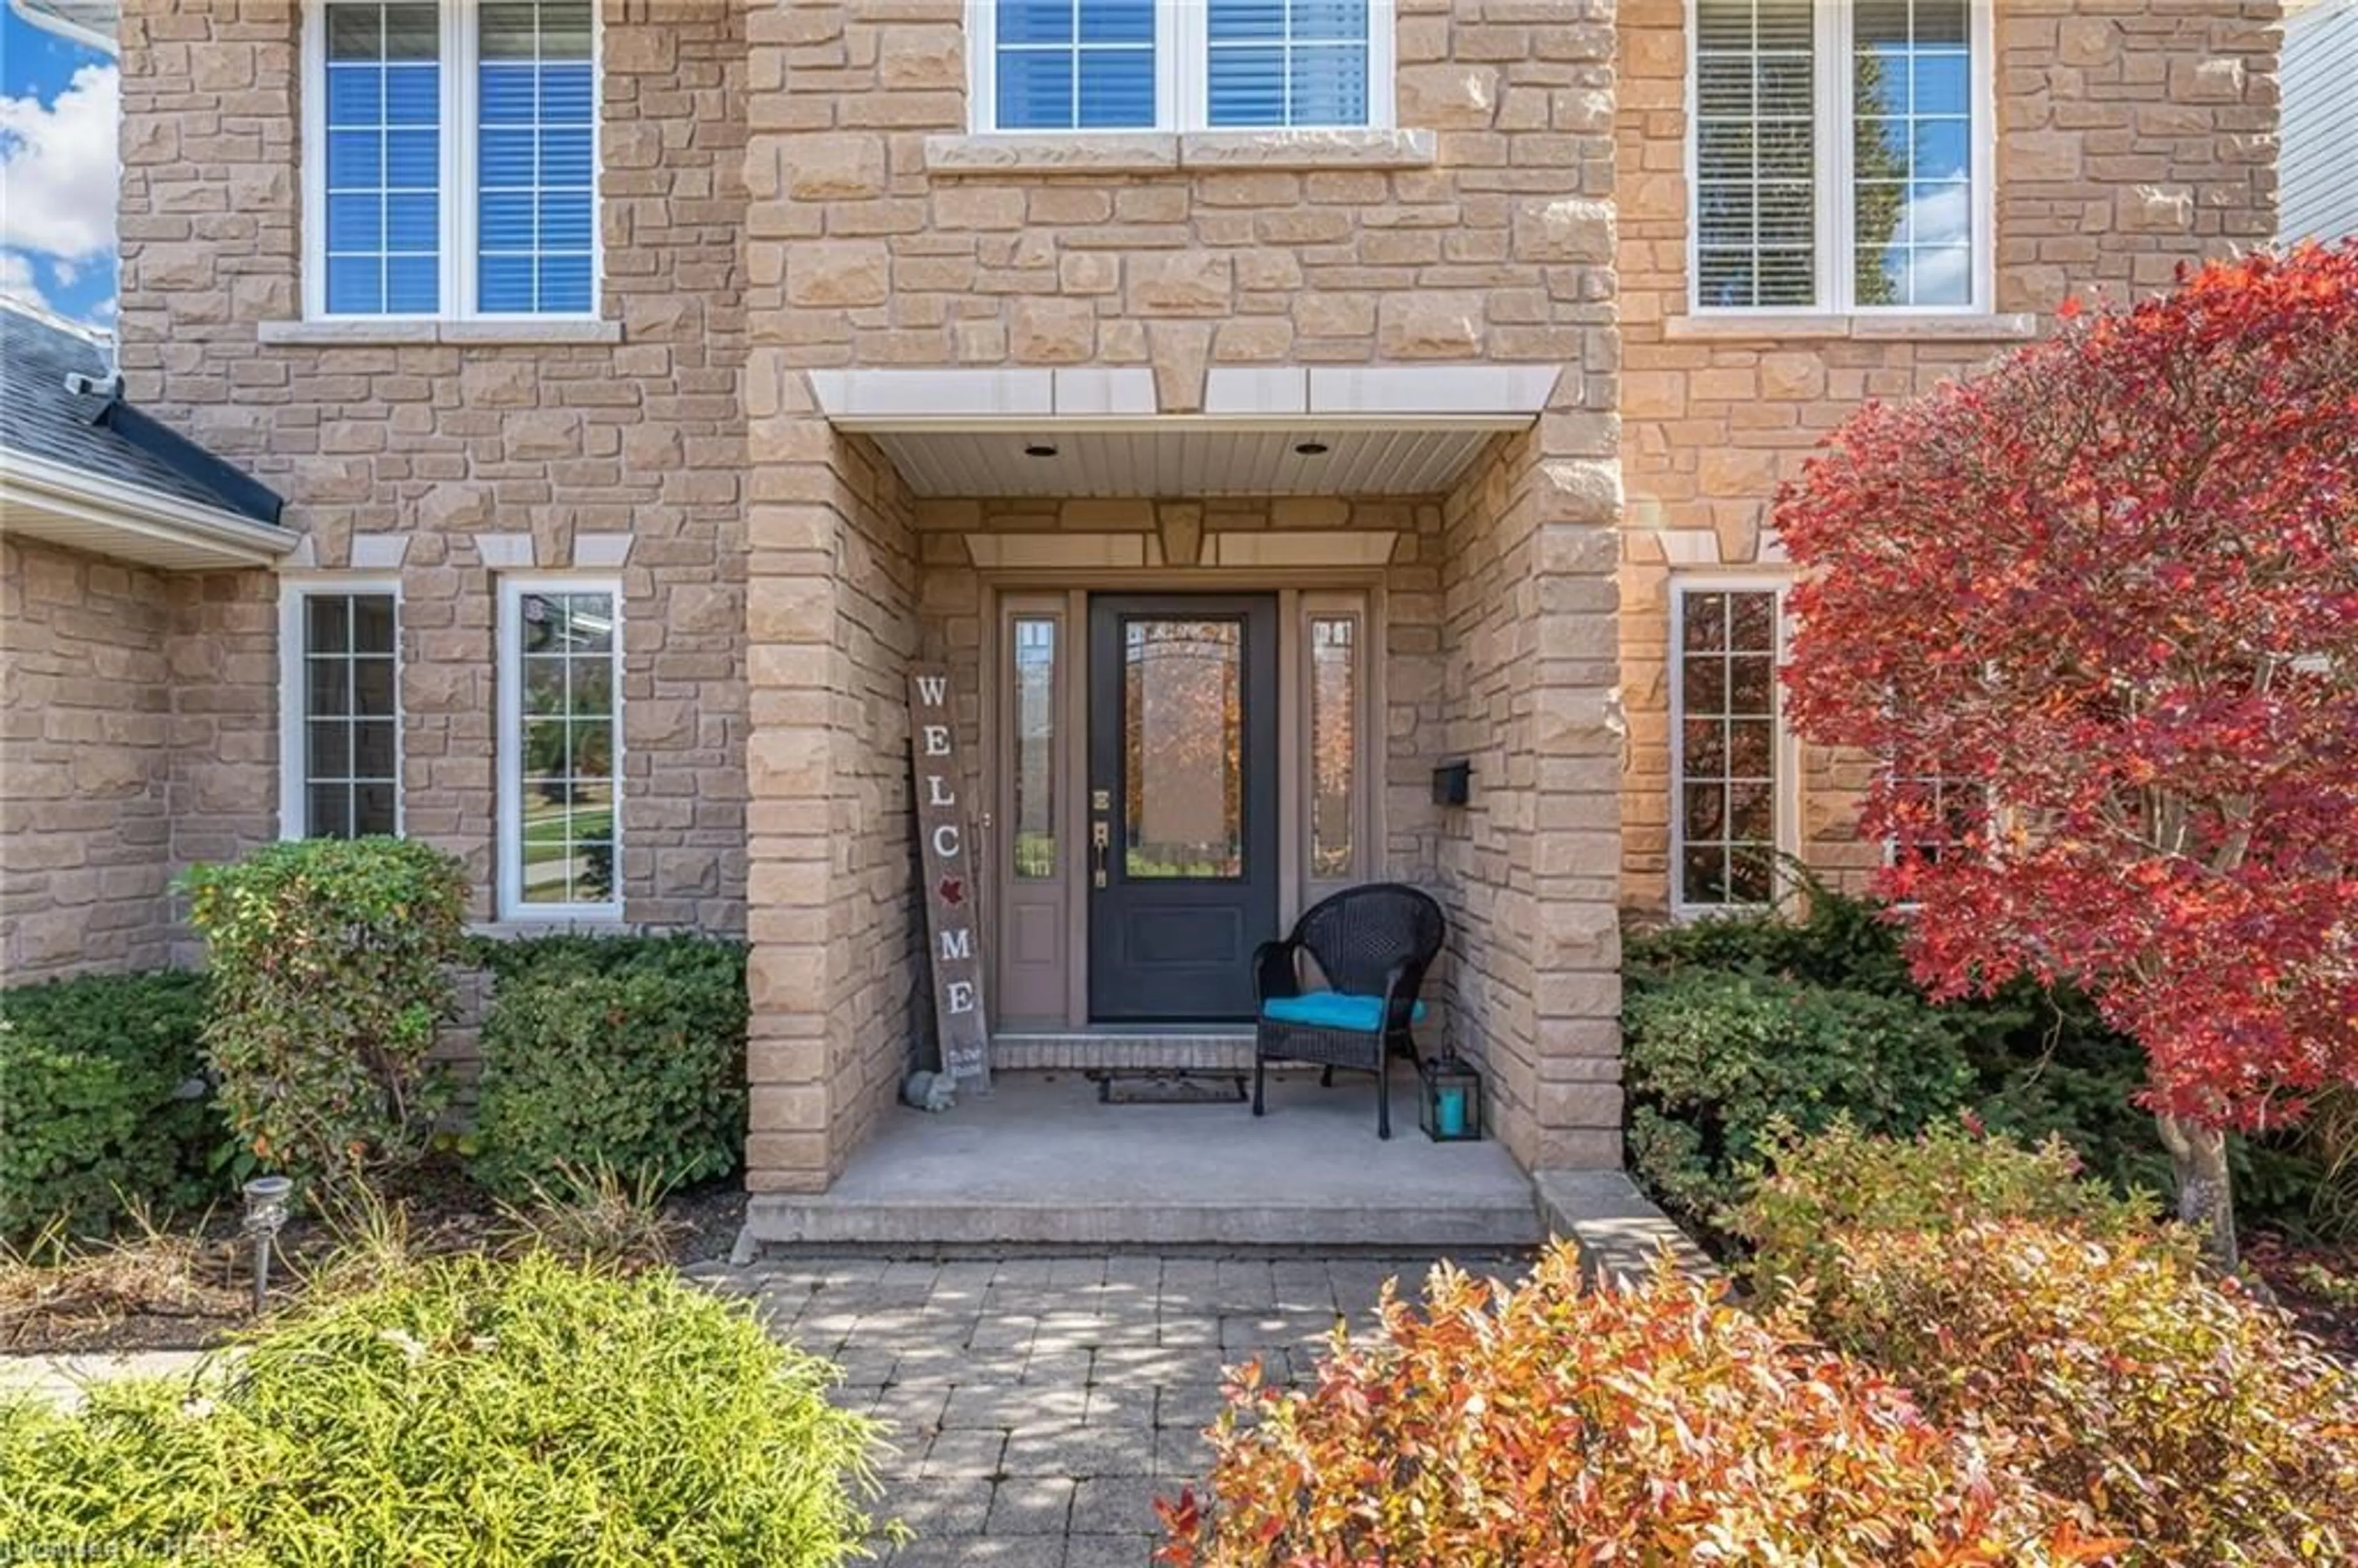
(1431, 759, 1473, 807)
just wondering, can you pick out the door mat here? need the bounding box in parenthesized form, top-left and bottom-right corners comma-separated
(1086, 1069, 1250, 1105)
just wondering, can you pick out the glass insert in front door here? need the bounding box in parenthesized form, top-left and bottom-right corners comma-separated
(1088, 596, 1278, 1021)
(1123, 619, 1245, 880)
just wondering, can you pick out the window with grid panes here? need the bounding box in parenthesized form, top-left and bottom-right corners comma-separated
(1692, 0, 1983, 312)
(1673, 588, 1782, 909)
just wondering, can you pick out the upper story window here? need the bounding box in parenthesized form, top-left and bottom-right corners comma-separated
(969, 0, 1395, 133)
(1691, 0, 1988, 313)
(307, 0, 597, 319)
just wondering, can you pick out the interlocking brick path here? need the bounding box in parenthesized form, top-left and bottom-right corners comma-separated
(691, 1252, 1533, 1567)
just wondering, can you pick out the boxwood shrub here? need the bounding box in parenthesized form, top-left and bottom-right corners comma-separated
(0, 1251, 889, 1566)
(1622, 967, 1975, 1227)
(470, 934, 749, 1202)
(0, 970, 220, 1238)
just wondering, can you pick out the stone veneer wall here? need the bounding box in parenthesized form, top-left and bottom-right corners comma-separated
(741, 408, 920, 1192)
(1613, 0, 2281, 910)
(110, 0, 750, 930)
(1439, 428, 1624, 1170)
(742, 0, 1628, 1182)
(0, 538, 179, 979)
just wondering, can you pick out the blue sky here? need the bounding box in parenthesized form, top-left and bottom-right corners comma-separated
(1, 7, 119, 327)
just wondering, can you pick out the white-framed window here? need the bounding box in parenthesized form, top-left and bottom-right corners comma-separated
(1689, 0, 1991, 313)
(1668, 580, 1796, 914)
(304, 0, 599, 320)
(279, 580, 403, 839)
(497, 577, 621, 920)
(967, 0, 1396, 133)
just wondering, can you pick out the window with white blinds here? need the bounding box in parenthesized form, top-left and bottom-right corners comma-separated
(972, 0, 1392, 132)
(478, 2, 595, 314)
(308, 0, 599, 320)
(1691, 0, 1986, 313)
(1207, 0, 1370, 129)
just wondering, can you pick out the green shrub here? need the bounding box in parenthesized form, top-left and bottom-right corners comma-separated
(1159, 1243, 2101, 1567)
(1725, 1117, 2165, 1306)
(179, 837, 470, 1196)
(0, 971, 219, 1238)
(470, 934, 748, 1203)
(1624, 887, 2335, 1228)
(0, 1251, 890, 1566)
(1622, 968, 1975, 1225)
(1807, 1221, 2358, 1565)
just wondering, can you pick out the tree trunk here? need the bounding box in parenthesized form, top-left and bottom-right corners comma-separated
(2157, 1112, 2237, 1270)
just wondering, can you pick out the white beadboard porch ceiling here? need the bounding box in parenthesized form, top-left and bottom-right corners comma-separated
(866, 423, 1504, 498)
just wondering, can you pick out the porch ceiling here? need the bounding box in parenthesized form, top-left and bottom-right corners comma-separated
(809, 363, 1554, 499)
(866, 422, 1503, 498)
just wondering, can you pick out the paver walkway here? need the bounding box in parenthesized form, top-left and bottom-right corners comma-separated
(690, 1251, 1531, 1567)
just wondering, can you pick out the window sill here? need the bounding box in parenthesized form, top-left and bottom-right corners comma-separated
(467, 917, 633, 941)
(923, 127, 1436, 177)
(1662, 312, 2039, 345)
(257, 319, 625, 347)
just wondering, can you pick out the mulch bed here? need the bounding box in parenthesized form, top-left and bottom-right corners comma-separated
(2244, 1233, 2358, 1362)
(1, 1162, 747, 1359)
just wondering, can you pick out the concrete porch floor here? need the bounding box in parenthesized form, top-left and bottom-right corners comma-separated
(739, 1066, 1549, 1253)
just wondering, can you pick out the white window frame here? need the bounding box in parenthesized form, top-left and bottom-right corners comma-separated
(1667, 576, 1800, 919)
(497, 574, 624, 923)
(302, 0, 604, 322)
(1684, 0, 1994, 317)
(964, 0, 1397, 134)
(278, 576, 405, 840)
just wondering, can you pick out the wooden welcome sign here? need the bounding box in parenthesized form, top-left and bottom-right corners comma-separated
(910, 669, 990, 1092)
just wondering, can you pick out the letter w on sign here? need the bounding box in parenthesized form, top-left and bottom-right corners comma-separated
(909, 668, 990, 1092)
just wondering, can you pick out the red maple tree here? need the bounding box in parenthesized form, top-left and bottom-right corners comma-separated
(1776, 243, 2358, 1264)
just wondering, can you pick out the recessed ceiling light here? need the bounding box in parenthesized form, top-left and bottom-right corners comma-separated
(1294, 440, 1331, 456)
(1023, 442, 1059, 458)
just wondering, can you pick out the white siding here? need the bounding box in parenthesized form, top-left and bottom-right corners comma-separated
(2282, 0, 2358, 242)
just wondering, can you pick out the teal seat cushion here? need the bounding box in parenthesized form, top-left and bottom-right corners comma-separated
(1260, 992, 1426, 1033)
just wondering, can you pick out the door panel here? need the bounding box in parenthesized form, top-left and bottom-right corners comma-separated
(1088, 594, 1278, 1020)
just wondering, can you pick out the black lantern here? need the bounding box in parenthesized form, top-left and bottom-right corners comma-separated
(1418, 1054, 1482, 1142)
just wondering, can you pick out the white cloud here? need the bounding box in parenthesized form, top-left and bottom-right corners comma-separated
(0, 248, 48, 309)
(0, 64, 119, 265)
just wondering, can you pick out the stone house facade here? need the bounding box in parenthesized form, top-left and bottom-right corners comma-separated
(0, 0, 2278, 1201)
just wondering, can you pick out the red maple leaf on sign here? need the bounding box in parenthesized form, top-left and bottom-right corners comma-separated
(937, 875, 965, 907)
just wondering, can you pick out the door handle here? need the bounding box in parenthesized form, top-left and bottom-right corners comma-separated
(1091, 818, 1109, 888)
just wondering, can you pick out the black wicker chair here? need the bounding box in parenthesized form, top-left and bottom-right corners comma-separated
(1251, 883, 1447, 1139)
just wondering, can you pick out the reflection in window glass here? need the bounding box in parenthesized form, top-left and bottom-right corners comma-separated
(1676, 589, 1780, 907)
(301, 592, 400, 837)
(1012, 617, 1057, 879)
(1853, 0, 1974, 306)
(515, 589, 618, 907)
(1309, 616, 1355, 878)
(1124, 619, 1243, 879)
